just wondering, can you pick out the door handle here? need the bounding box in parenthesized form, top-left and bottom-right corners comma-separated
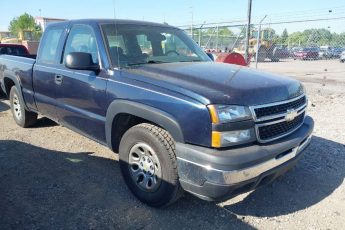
(55, 75, 63, 85)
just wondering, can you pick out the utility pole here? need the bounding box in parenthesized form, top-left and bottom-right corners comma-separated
(244, 0, 252, 62)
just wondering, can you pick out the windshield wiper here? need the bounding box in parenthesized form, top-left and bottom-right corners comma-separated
(127, 60, 167, 66)
(126, 59, 204, 67)
(178, 59, 204, 63)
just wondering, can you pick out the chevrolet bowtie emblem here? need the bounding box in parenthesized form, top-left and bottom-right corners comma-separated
(285, 109, 298, 122)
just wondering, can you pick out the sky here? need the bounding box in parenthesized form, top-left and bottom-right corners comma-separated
(1, 0, 345, 34)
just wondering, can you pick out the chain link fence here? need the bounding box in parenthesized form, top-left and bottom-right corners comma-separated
(181, 17, 345, 66)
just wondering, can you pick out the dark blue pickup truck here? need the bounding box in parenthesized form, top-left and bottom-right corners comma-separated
(0, 19, 314, 207)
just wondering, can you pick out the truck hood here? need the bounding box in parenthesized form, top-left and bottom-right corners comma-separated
(125, 62, 304, 105)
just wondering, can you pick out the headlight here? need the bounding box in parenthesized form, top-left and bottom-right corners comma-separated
(207, 105, 252, 123)
(208, 104, 254, 147)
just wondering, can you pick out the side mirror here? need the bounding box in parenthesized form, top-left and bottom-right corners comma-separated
(206, 52, 215, 61)
(65, 52, 100, 71)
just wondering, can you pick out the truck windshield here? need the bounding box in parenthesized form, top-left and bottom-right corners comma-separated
(101, 23, 210, 68)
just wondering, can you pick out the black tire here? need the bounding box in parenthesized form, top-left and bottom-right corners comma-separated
(119, 123, 183, 207)
(268, 46, 280, 62)
(9, 86, 37, 128)
(0, 88, 6, 98)
(256, 46, 267, 62)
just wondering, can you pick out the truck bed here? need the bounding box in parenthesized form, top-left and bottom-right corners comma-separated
(0, 54, 36, 111)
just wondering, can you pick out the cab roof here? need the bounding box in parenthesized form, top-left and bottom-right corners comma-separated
(49, 19, 179, 30)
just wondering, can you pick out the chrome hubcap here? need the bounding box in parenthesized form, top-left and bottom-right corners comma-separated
(128, 143, 162, 192)
(12, 94, 22, 120)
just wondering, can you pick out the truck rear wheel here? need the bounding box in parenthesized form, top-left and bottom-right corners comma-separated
(119, 123, 183, 207)
(9, 86, 37, 128)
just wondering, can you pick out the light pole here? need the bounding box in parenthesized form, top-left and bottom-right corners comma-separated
(190, 7, 194, 39)
(255, 15, 267, 69)
(198, 22, 206, 47)
(216, 24, 219, 51)
(244, 0, 252, 62)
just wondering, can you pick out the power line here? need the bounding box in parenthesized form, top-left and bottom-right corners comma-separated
(257, 16, 345, 26)
(177, 5, 345, 28)
(262, 5, 345, 16)
(178, 16, 345, 30)
(259, 10, 345, 22)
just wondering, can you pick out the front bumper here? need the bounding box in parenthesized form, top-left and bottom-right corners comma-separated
(176, 116, 314, 201)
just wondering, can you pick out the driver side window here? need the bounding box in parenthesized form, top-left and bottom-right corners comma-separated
(63, 25, 99, 64)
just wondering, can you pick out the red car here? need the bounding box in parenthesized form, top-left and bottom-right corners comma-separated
(0, 44, 30, 56)
(293, 47, 319, 60)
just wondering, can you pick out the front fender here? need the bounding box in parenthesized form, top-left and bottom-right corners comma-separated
(105, 100, 184, 151)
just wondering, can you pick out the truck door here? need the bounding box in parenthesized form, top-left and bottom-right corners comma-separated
(54, 24, 108, 143)
(33, 25, 66, 121)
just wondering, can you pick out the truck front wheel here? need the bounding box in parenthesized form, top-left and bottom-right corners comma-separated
(119, 123, 183, 207)
(9, 86, 37, 128)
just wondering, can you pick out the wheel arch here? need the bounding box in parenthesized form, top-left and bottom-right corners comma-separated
(3, 75, 29, 109)
(3, 76, 18, 96)
(106, 100, 184, 152)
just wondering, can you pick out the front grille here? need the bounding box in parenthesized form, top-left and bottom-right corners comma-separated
(254, 96, 306, 119)
(250, 95, 308, 143)
(258, 112, 305, 141)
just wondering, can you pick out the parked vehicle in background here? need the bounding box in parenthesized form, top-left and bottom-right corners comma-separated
(0, 44, 35, 91)
(0, 19, 314, 207)
(290, 47, 301, 58)
(275, 46, 290, 59)
(234, 28, 281, 62)
(331, 47, 344, 58)
(293, 47, 319, 60)
(340, 50, 345, 63)
(274, 45, 290, 59)
(0, 44, 31, 57)
(319, 46, 333, 59)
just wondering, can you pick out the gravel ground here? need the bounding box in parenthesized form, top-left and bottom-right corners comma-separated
(1, 59, 344, 229)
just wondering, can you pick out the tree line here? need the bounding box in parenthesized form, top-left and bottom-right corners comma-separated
(8, 13, 42, 40)
(276, 28, 345, 47)
(195, 26, 345, 48)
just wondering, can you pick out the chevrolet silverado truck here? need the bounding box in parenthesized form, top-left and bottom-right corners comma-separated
(0, 19, 314, 207)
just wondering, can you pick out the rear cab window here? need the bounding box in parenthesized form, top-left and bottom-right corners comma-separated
(37, 26, 65, 64)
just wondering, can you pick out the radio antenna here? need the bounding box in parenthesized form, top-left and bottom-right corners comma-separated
(113, 0, 117, 19)
(112, 0, 120, 69)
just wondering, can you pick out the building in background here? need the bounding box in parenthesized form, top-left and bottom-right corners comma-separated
(35, 17, 66, 31)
